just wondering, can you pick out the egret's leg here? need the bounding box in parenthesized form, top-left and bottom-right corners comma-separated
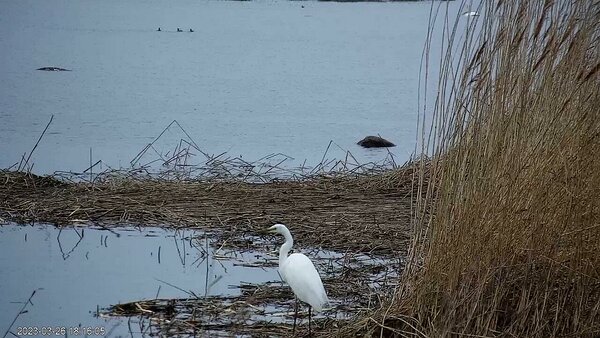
(293, 296, 298, 335)
(308, 305, 312, 335)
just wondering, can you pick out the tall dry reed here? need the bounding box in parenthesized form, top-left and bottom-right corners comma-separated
(397, 0, 600, 337)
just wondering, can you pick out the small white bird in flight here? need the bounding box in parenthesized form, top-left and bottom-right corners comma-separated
(462, 11, 480, 17)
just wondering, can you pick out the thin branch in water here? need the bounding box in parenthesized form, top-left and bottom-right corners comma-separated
(20, 115, 54, 172)
(3, 289, 41, 338)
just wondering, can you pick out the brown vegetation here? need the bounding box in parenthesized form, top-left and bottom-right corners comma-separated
(1, 165, 414, 335)
(0, 166, 415, 256)
(353, 0, 600, 337)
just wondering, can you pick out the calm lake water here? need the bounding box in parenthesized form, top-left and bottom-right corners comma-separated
(0, 0, 466, 175)
(0, 224, 272, 336)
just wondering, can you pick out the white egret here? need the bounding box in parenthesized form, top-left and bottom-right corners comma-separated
(268, 223, 328, 335)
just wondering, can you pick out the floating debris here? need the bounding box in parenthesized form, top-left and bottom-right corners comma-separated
(37, 67, 71, 71)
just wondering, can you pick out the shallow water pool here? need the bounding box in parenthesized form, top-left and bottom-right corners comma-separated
(0, 223, 399, 336)
(0, 224, 280, 336)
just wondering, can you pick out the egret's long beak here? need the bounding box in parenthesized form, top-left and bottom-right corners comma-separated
(267, 225, 277, 233)
(259, 225, 277, 235)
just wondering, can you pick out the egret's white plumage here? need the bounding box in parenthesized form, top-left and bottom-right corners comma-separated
(268, 223, 328, 312)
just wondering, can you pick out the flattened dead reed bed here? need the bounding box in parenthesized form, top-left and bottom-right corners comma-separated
(0, 164, 416, 256)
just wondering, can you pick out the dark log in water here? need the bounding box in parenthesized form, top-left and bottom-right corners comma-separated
(357, 136, 395, 148)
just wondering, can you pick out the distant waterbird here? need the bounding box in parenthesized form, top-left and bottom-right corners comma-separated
(189, 28, 194, 32)
(267, 223, 328, 335)
(462, 11, 480, 17)
(157, 27, 161, 31)
(177, 28, 182, 32)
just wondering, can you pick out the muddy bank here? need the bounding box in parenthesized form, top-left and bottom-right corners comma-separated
(0, 166, 416, 256)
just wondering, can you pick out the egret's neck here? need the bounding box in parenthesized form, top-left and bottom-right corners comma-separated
(278, 228, 294, 267)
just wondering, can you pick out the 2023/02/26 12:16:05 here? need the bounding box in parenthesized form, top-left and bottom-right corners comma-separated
(16, 326, 106, 336)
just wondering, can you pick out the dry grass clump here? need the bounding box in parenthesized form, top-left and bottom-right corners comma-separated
(358, 0, 599, 337)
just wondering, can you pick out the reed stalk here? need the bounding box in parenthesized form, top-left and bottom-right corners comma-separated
(402, 0, 600, 336)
